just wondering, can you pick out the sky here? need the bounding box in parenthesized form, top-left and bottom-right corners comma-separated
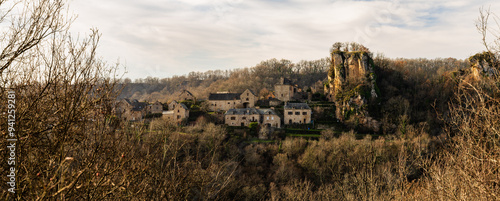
(68, 0, 500, 79)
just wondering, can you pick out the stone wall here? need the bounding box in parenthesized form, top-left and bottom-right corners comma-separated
(209, 100, 240, 111)
(275, 84, 294, 102)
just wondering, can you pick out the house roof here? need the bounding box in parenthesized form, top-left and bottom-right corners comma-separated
(268, 97, 281, 102)
(225, 108, 278, 116)
(121, 98, 133, 105)
(132, 101, 148, 111)
(243, 89, 256, 96)
(284, 103, 310, 110)
(208, 93, 241, 101)
(180, 90, 194, 97)
(178, 103, 189, 110)
(149, 101, 162, 106)
(279, 77, 293, 85)
(259, 108, 278, 115)
(121, 98, 148, 111)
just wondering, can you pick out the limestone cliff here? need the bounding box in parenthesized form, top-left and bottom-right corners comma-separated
(325, 50, 379, 131)
(468, 51, 498, 78)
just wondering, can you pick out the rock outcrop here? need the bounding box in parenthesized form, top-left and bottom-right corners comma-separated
(325, 49, 380, 131)
(469, 51, 499, 78)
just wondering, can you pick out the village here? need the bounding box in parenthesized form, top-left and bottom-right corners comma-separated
(114, 77, 338, 139)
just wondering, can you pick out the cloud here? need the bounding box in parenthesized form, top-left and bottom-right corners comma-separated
(68, 0, 500, 79)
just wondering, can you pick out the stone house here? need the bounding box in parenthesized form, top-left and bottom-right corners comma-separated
(147, 101, 163, 114)
(257, 97, 281, 107)
(284, 102, 312, 125)
(163, 102, 189, 123)
(225, 108, 281, 128)
(208, 89, 257, 111)
(208, 93, 241, 111)
(115, 99, 148, 121)
(240, 89, 257, 108)
(275, 77, 300, 102)
(168, 100, 178, 111)
(261, 108, 281, 128)
(179, 90, 196, 101)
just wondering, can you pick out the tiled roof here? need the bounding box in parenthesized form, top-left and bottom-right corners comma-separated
(182, 90, 193, 95)
(243, 89, 256, 96)
(179, 103, 189, 110)
(279, 77, 293, 85)
(132, 102, 148, 111)
(122, 98, 148, 111)
(209, 93, 241, 101)
(284, 103, 310, 110)
(225, 108, 278, 116)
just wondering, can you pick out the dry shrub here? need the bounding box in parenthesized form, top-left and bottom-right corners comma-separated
(407, 76, 500, 200)
(281, 138, 308, 158)
(267, 130, 430, 200)
(149, 117, 177, 132)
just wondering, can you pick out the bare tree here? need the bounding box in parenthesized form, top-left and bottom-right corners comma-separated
(476, 6, 500, 64)
(0, 0, 70, 76)
(0, 0, 124, 199)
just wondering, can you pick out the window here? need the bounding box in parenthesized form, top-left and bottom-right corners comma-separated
(288, 112, 292, 115)
(267, 116, 269, 120)
(228, 102, 230, 104)
(230, 117, 236, 120)
(303, 112, 307, 115)
(247, 93, 249, 96)
(242, 117, 246, 120)
(246, 98, 249, 101)
(272, 117, 274, 120)
(295, 112, 300, 115)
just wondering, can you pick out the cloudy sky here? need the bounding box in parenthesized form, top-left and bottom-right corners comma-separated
(69, 0, 500, 79)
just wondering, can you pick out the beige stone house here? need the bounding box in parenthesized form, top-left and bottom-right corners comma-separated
(163, 102, 189, 123)
(168, 100, 178, 111)
(208, 93, 241, 111)
(179, 90, 196, 101)
(240, 89, 257, 108)
(208, 89, 257, 111)
(147, 101, 163, 114)
(284, 103, 312, 125)
(115, 99, 148, 121)
(261, 108, 281, 128)
(275, 77, 299, 102)
(225, 108, 281, 128)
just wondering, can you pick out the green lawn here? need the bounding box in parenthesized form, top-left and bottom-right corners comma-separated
(286, 134, 321, 138)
